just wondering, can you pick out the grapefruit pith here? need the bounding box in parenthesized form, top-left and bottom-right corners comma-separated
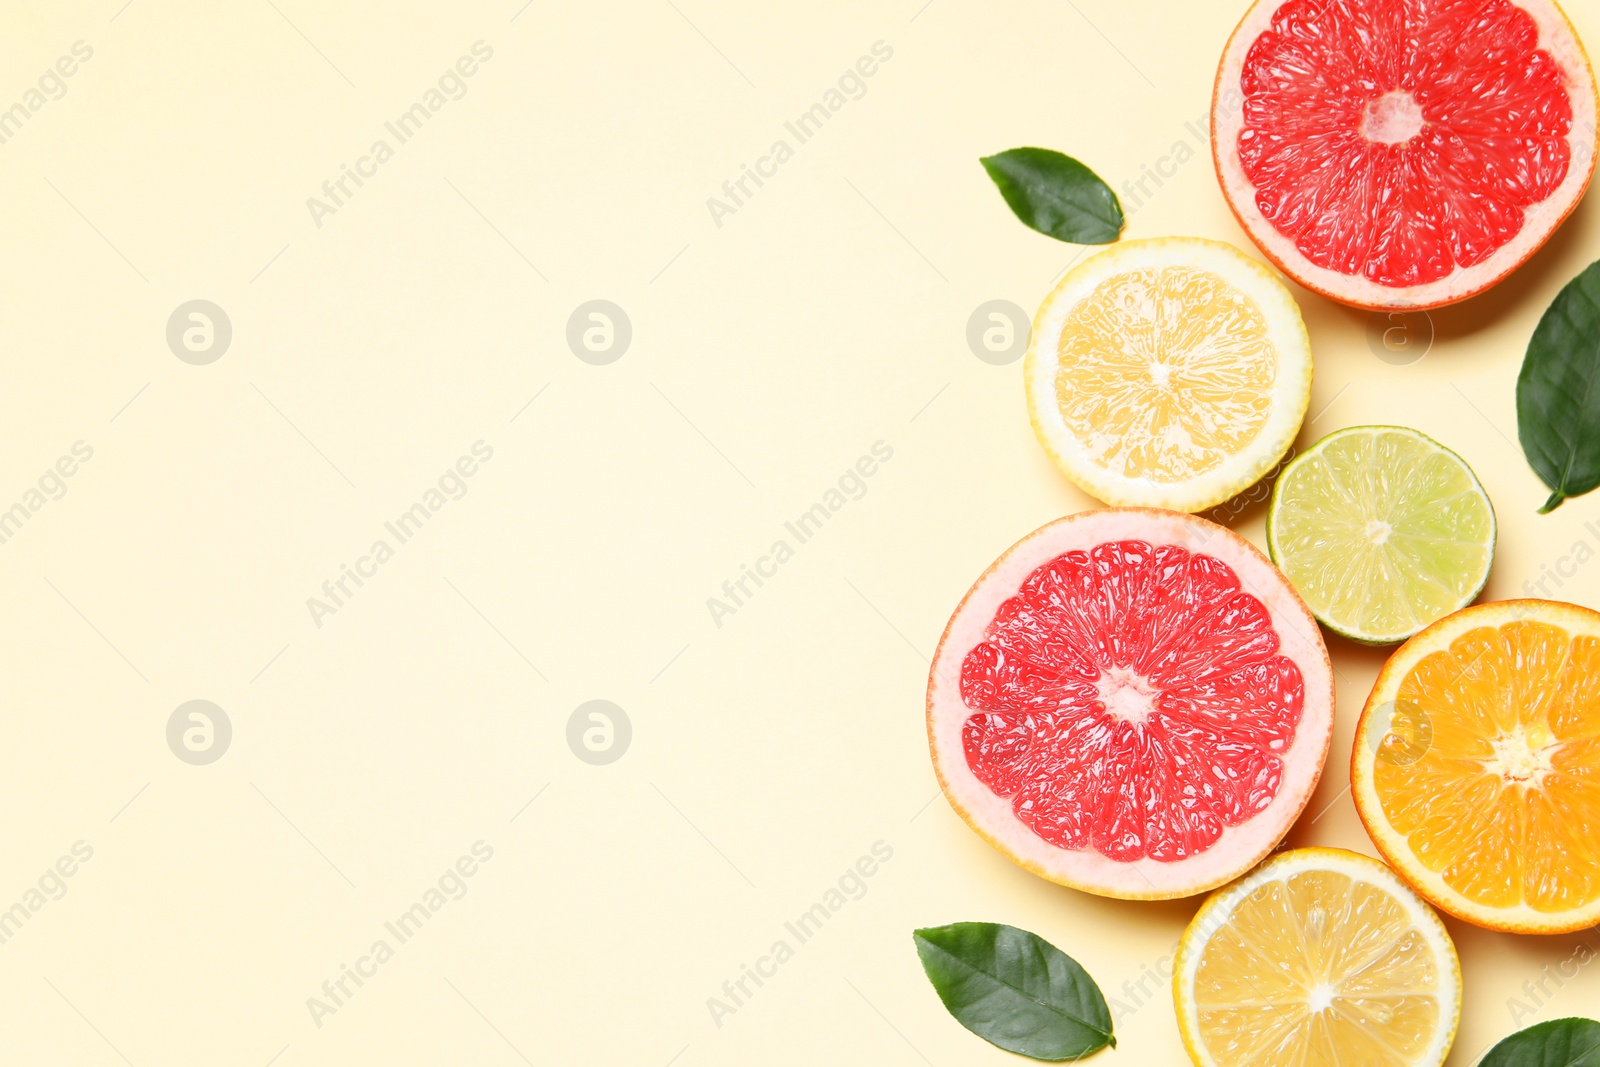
(927, 509, 1335, 899)
(1213, 0, 1599, 310)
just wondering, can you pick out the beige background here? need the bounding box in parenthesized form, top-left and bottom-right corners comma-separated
(1, 0, 1598, 1063)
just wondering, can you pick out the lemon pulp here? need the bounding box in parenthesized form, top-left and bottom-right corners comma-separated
(1055, 266, 1276, 483)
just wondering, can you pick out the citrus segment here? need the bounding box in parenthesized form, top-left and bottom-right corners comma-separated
(1214, 0, 1599, 309)
(929, 509, 1334, 899)
(1175, 848, 1461, 1067)
(1353, 600, 1600, 932)
(1053, 266, 1277, 483)
(1267, 426, 1495, 644)
(1026, 239, 1312, 513)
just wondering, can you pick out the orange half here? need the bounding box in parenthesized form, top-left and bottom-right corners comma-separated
(1352, 599, 1600, 933)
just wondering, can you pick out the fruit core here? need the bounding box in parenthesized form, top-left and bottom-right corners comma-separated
(1487, 724, 1555, 785)
(960, 540, 1306, 863)
(1306, 982, 1335, 1013)
(1097, 667, 1159, 723)
(1361, 90, 1424, 145)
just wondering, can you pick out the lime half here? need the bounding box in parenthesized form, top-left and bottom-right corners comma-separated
(1266, 426, 1495, 645)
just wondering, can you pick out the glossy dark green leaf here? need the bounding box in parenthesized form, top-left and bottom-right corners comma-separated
(1517, 258, 1600, 512)
(980, 148, 1123, 244)
(913, 922, 1114, 1061)
(1480, 1018, 1600, 1067)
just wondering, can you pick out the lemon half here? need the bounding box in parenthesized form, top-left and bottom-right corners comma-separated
(1174, 847, 1461, 1067)
(1025, 237, 1312, 512)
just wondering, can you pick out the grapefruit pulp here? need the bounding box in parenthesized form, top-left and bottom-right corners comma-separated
(927, 509, 1335, 899)
(1213, 0, 1599, 310)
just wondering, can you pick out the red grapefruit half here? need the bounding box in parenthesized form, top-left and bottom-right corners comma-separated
(927, 510, 1334, 899)
(1213, 0, 1599, 310)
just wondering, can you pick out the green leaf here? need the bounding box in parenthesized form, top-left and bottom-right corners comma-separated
(913, 922, 1114, 1061)
(1517, 258, 1600, 512)
(980, 148, 1123, 244)
(1479, 1018, 1600, 1067)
